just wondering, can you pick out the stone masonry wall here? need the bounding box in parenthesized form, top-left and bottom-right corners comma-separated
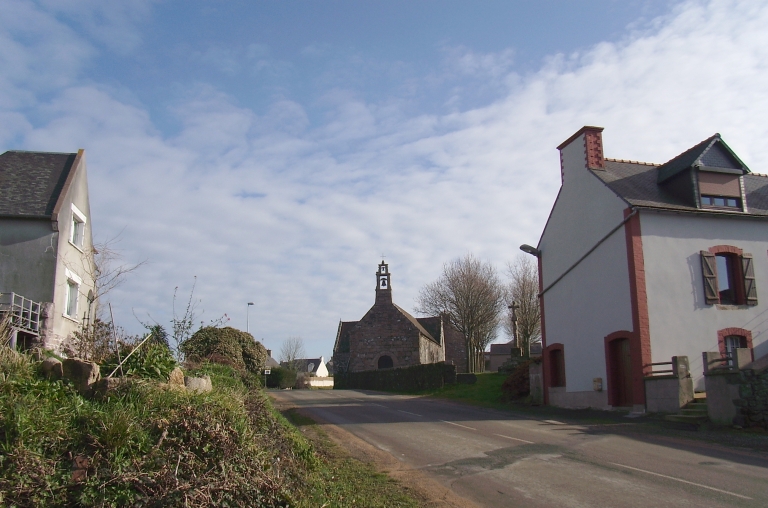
(347, 296, 424, 372)
(733, 368, 768, 429)
(443, 322, 467, 373)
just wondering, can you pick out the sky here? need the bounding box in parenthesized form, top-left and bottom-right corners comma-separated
(3, 0, 768, 360)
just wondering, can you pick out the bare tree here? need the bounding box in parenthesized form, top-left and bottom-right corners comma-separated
(280, 336, 305, 371)
(415, 254, 505, 373)
(504, 255, 541, 358)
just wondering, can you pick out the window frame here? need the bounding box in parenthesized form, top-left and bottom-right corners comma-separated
(700, 246, 757, 306)
(63, 269, 82, 320)
(69, 203, 87, 250)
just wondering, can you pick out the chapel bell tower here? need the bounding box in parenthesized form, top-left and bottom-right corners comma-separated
(375, 260, 392, 303)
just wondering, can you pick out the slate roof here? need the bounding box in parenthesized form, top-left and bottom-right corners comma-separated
(0, 151, 78, 217)
(593, 159, 768, 217)
(289, 358, 325, 374)
(393, 304, 441, 344)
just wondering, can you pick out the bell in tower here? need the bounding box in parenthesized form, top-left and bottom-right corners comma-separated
(376, 260, 392, 296)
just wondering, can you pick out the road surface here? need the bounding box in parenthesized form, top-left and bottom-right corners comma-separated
(270, 389, 768, 507)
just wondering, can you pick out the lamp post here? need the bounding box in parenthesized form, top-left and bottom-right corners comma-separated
(246, 302, 254, 333)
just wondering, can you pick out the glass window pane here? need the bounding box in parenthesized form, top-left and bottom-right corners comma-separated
(716, 255, 731, 292)
(714, 197, 726, 206)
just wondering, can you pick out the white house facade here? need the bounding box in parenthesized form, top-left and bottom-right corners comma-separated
(0, 150, 96, 353)
(534, 127, 768, 411)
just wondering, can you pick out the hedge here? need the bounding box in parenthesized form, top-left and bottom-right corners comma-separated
(334, 362, 456, 392)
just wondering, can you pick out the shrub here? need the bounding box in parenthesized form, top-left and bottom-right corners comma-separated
(266, 367, 297, 389)
(101, 341, 177, 380)
(180, 327, 267, 375)
(501, 359, 533, 400)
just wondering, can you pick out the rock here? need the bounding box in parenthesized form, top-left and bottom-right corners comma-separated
(41, 357, 63, 380)
(184, 375, 212, 393)
(92, 377, 131, 400)
(168, 367, 185, 386)
(62, 358, 101, 396)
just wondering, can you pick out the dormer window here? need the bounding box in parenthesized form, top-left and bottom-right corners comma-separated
(701, 195, 740, 208)
(698, 170, 742, 211)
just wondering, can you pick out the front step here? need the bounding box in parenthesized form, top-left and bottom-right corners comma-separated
(663, 396, 708, 424)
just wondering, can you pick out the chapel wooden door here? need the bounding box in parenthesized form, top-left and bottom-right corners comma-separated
(609, 338, 633, 407)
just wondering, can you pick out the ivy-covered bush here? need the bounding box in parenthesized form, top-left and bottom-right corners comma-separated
(266, 367, 297, 389)
(181, 327, 267, 375)
(501, 359, 534, 400)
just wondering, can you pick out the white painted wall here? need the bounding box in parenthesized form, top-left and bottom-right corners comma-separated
(539, 132, 634, 400)
(52, 154, 96, 351)
(641, 211, 768, 390)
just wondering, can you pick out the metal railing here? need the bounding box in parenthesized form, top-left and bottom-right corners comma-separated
(648, 361, 674, 375)
(645, 356, 689, 378)
(0, 292, 41, 335)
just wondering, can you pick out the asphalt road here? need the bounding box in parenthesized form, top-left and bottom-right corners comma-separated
(270, 389, 768, 507)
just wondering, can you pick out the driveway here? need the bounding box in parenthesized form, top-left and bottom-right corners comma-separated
(270, 389, 768, 507)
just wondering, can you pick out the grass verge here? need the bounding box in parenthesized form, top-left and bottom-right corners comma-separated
(0, 346, 420, 507)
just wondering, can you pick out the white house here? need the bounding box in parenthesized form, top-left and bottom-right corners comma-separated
(531, 126, 768, 412)
(0, 150, 96, 353)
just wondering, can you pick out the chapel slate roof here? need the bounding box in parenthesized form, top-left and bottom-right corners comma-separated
(593, 160, 768, 217)
(0, 151, 78, 217)
(393, 304, 441, 344)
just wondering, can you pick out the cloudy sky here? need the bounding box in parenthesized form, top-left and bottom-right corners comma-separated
(3, 0, 768, 359)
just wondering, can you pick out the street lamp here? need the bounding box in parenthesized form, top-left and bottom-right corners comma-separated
(519, 244, 541, 257)
(246, 302, 254, 333)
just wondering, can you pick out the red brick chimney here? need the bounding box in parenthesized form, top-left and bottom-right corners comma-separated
(557, 126, 605, 182)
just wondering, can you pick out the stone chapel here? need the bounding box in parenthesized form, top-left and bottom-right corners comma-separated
(332, 261, 467, 374)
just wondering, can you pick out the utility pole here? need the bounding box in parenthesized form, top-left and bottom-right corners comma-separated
(246, 302, 254, 333)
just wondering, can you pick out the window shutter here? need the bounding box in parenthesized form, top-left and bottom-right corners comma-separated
(742, 254, 758, 305)
(700, 251, 719, 304)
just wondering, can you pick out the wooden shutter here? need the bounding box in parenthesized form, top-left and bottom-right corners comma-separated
(700, 251, 719, 304)
(742, 254, 758, 305)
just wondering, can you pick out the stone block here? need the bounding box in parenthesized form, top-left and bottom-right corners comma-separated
(185, 375, 212, 393)
(41, 357, 63, 380)
(168, 367, 185, 386)
(92, 377, 131, 400)
(62, 358, 101, 396)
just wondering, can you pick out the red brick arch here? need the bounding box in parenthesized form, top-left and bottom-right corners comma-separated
(717, 327, 753, 360)
(709, 245, 743, 255)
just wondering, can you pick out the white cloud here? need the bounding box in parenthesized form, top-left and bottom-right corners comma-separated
(3, 0, 768, 358)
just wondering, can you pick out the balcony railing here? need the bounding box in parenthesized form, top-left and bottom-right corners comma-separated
(0, 292, 41, 335)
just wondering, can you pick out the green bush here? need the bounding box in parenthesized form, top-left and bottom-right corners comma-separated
(101, 341, 177, 381)
(0, 347, 314, 507)
(266, 367, 297, 389)
(180, 327, 267, 374)
(501, 359, 534, 400)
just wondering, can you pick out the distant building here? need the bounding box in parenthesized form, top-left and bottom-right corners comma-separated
(332, 261, 467, 374)
(533, 126, 768, 411)
(0, 150, 96, 353)
(283, 356, 330, 377)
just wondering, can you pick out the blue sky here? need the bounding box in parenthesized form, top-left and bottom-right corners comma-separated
(3, 0, 768, 359)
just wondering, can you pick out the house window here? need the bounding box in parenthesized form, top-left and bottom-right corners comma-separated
(66, 280, 79, 318)
(715, 254, 738, 304)
(70, 204, 87, 249)
(724, 335, 747, 367)
(700, 248, 757, 306)
(701, 195, 740, 208)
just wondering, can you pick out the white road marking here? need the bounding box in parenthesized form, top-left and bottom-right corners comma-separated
(398, 410, 422, 416)
(610, 462, 753, 500)
(494, 434, 534, 444)
(441, 420, 476, 430)
(542, 420, 567, 425)
(368, 403, 385, 407)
